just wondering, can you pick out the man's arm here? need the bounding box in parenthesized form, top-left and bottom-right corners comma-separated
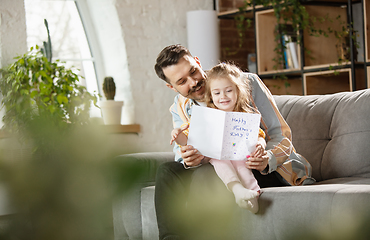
(247, 73, 294, 173)
(170, 95, 204, 167)
(169, 95, 187, 163)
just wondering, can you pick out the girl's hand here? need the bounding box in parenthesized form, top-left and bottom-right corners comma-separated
(170, 123, 189, 145)
(246, 143, 268, 172)
(170, 128, 182, 145)
(252, 143, 265, 158)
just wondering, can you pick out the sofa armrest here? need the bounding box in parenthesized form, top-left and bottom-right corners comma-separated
(112, 152, 174, 240)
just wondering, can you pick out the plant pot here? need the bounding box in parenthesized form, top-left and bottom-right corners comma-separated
(99, 100, 124, 125)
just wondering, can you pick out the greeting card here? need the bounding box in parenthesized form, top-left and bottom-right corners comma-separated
(187, 105, 261, 160)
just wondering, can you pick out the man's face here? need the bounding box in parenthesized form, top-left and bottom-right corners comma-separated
(164, 55, 207, 101)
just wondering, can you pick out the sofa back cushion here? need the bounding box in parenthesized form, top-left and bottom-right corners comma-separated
(274, 89, 370, 182)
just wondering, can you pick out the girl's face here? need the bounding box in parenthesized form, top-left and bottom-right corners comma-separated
(209, 77, 238, 112)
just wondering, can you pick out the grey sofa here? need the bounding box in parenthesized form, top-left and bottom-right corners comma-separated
(113, 89, 370, 240)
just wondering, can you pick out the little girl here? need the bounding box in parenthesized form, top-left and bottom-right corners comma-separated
(170, 62, 267, 213)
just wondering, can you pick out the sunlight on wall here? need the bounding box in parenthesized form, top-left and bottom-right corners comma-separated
(80, 0, 134, 124)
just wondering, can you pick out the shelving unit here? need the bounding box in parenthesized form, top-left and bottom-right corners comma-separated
(304, 69, 352, 95)
(364, 0, 370, 88)
(218, 0, 370, 95)
(255, 8, 303, 74)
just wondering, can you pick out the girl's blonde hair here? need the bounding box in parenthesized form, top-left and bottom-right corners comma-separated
(205, 62, 258, 113)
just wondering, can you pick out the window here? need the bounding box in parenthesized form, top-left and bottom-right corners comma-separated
(25, 0, 134, 123)
(25, 0, 100, 116)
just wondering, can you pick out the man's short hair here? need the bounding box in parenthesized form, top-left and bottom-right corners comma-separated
(154, 44, 192, 83)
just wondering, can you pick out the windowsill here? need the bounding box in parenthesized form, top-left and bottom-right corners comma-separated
(101, 124, 140, 134)
(0, 131, 9, 139)
(0, 124, 141, 139)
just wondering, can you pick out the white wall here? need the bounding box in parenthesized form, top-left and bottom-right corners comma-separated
(0, 0, 214, 155)
(105, 0, 214, 154)
(0, 0, 27, 68)
(0, 0, 27, 129)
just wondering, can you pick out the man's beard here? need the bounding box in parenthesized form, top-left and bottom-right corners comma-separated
(186, 79, 205, 98)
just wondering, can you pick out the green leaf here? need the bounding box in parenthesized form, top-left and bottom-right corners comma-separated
(20, 89, 29, 96)
(57, 94, 68, 104)
(30, 90, 38, 98)
(48, 105, 56, 113)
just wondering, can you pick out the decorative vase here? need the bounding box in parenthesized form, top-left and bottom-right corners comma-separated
(100, 100, 124, 125)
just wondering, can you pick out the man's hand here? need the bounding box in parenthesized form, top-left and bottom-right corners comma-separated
(181, 145, 204, 167)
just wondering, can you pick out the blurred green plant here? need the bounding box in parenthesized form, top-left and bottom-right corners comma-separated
(0, 19, 147, 240)
(0, 119, 112, 240)
(0, 115, 149, 240)
(41, 19, 52, 63)
(0, 45, 98, 136)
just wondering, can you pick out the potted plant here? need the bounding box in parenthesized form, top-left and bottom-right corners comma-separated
(0, 45, 97, 137)
(0, 19, 98, 139)
(99, 76, 124, 125)
(0, 20, 142, 240)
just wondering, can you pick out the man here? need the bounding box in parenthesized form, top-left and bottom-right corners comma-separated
(154, 44, 314, 240)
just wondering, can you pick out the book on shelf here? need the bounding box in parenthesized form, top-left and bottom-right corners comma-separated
(279, 24, 299, 70)
(281, 35, 290, 69)
(283, 35, 299, 69)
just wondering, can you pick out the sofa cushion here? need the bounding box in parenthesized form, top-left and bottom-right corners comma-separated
(274, 89, 370, 181)
(140, 177, 370, 240)
(241, 177, 370, 240)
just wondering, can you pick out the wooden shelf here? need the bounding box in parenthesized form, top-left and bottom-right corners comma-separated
(102, 124, 140, 134)
(263, 77, 303, 95)
(303, 6, 348, 67)
(218, 4, 265, 19)
(219, 0, 369, 95)
(0, 124, 141, 139)
(255, 9, 302, 74)
(304, 69, 353, 95)
(217, 0, 353, 18)
(303, 67, 365, 95)
(303, 62, 352, 71)
(365, 0, 370, 61)
(0, 131, 10, 139)
(259, 68, 302, 77)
